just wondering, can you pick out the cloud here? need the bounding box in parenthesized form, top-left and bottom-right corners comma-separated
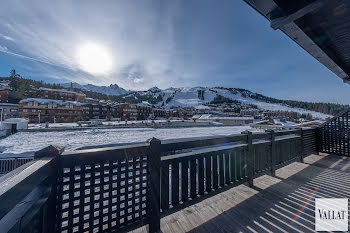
(0, 45, 8, 52)
(133, 78, 144, 84)
(0, 34, 14, 41)
(0, 0, 182, 89)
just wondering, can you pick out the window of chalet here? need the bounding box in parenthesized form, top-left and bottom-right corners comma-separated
(66, 104, 74, 109)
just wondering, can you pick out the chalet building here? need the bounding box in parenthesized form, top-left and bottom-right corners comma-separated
(18, 98, 83, 123)
(0, 88, 9, 103)
(0, 103, 18, 120)
(37, 87, 86, 102)
(240, 108, 260, 116)
(170, 106, 196, 118)
(152, 108, 166, 118)
(82, 104, 119, 120)
(263, 111, 299, 119)
(84, 97, 100, 104)
(118, 103, 166, 120)
(136, 104, 152, 120)
(117, 104, 138, 120)
(109, 105, 121, 119)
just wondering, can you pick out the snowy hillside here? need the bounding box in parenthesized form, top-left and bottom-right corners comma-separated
(62, 82, 128, 96)
(131, 87, 332, 120)
(60, 82, 331, 119)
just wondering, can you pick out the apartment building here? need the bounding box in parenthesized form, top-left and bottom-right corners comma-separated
(0, 103, 18, 120)
(82, 103, 121, 120)
(37, 87, 86, 102)
(240, 108, 260, 116)
(152, 108, 167, 118)
(117, 103, 138, 120)
(18, 98, 83, 123)
(136, 104, 152, 120)
(263, 111, 299, 119)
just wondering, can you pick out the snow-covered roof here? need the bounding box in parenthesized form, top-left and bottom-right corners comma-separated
(3, 118, 28, 123)
(39, 87, 86, 96)
(137, 102, 152, 107)
(193, 114, 253, 121)
(19, 98, 83, 106)
(192, 114, 202, 119)
(198, 114, 212, 119)
(273, 119, 297, 126)
(195, 105, 210, 110)
(255, 120, 274, 125)
(296, 120, 325, 127)
(209, 116, 254, 120)
(0, 103, 18, 107)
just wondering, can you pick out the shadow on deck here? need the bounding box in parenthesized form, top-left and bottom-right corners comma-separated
(134, 153, 350, 233)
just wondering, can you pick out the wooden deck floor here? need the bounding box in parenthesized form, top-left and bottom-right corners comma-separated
(132, 153, 350, 233)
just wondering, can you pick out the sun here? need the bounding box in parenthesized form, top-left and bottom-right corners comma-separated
(76, 42, 113, 75)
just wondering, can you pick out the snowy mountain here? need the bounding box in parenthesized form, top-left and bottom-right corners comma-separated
(60, 82, 333, 120)
(125, 87, 332, 120)
(62, 82, 128, 96)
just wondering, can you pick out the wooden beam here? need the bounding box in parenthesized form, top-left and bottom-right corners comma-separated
(271, 1, 324, 30)
(343, 76, 350, 83)
(0, 158, 55, 220)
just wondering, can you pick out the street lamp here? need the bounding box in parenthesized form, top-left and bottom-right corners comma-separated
(38, 110, 41, 123)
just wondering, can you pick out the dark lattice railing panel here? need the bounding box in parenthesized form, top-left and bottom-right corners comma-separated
(302, 128, 317, 155)
(56, 145, 149, 233)
(253, 141, 271, 174)
(160, 145, 248, 214)
(274, 134, 301, 166)
(320, 108, 350, 156)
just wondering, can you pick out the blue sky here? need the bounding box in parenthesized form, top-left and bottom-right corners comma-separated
(0, 0, 349, 104)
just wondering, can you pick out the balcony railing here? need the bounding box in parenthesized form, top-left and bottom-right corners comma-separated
(319, 108, 350, 156)
(0, 127, 320, 233)
(0, 155, 34, 175)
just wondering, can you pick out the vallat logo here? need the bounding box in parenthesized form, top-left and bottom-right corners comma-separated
(315, 198, 348, 231)
(317, 209, 346, 220)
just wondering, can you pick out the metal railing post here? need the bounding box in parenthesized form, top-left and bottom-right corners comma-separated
(242, 131, 254, 187)
(147, 138, 161, 233)
(300, 128, 304, 163)
(315, 127, 321, 155)
(267, 130, 276, 176)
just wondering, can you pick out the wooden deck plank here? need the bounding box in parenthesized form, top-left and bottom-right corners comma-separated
(131, 154, 350, 233)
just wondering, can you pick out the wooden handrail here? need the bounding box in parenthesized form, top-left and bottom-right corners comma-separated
(0, 146, 62, 233)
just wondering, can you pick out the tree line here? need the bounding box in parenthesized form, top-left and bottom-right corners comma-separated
(250, 93, 348, 116)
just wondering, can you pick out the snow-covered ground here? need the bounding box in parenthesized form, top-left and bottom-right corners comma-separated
(27, 120, 195, 129)
(0, 126, 253, 156)
(29, 122, 79, 129)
